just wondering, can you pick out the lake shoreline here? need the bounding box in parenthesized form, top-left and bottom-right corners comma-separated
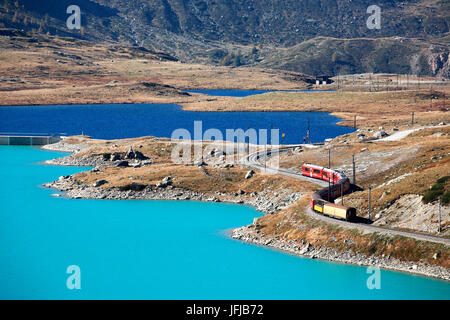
(231, 224, 450, 282)
(41, 140, 450, 282)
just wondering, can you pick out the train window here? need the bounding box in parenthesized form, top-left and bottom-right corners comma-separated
(304, 167, 310, 172)
(313, 169, 321, 174)
(323, 172, 328, 177)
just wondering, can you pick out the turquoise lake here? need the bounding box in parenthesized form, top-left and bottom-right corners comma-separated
(0, 146, 449, 299)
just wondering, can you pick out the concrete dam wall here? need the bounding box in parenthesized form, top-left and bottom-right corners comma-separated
(0, 135, 62, 146)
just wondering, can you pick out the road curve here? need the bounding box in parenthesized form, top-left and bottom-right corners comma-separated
(240, 146, 450, 246)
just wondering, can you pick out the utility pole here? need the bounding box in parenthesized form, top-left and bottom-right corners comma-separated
(270, 122, 273, 148)
(411, 112, 414, 125)
(307, 118, 310, 144)
(353, 115, 357, 130)
(264, 143, 267, 173)
(328, 148, 331, 169)
(328, 149, 331, 202)
(438, 196, 441, 233)
(328, 173, 331, 202)
(368, 186, 372, 221)
(247, 126, 251, 155)
(352, 154, 356, 185)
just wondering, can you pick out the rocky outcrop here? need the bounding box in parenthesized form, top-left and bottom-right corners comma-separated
(43, 173, 303, 215)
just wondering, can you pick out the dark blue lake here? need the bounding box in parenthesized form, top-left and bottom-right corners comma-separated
(0, 103, 353, 144)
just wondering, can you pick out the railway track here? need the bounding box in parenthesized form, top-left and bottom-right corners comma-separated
(240, 145, 450, 246)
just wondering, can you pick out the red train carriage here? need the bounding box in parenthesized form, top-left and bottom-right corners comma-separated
(302, 164, 342, 184)
(302, 163, 356, 222)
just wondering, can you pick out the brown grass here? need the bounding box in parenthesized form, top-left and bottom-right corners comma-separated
(0, 35, 310, 106)
(256, 198, 450, 268)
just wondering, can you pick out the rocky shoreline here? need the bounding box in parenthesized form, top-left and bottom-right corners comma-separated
(41, 141, 303, 214)
(231, 224, 450, 282)
(41, 141, 450, 282)
(44, 173, 302, 215)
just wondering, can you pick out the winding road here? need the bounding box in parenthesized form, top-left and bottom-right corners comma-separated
(240, 144, 450, 246)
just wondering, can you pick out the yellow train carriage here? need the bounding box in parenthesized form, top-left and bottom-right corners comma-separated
(322, 203, 356, 221)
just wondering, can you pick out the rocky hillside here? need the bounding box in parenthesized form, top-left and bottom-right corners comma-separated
(259, 37, 450, 79)
(0, 0, 448, 77)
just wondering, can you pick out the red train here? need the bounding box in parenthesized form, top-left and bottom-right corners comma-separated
(302, 163, 356, 221)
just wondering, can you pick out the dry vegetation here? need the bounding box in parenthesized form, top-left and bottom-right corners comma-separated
(256, 198, 450, 268)
(3, 32, 449, 270)
(275, 125, 450, 237)
(0, 34, 311, 106)
(64, 136, 314, 201)
(181, 89, 450, 129)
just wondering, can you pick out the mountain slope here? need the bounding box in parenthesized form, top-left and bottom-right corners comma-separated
(0, 0, 448, 77)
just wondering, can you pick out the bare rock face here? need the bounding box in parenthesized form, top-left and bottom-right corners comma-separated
(125, 146, 135, 159)
(125, 146, 149, 160)
(428, 52, 450, 79)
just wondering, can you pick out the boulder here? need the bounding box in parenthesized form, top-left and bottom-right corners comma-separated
(111, 153, 121, 161)
(118, 183, 147, 191)
(293, 147, 303, 154)
(125, 146, 148, 160)
(125, 146, 135, 159)
(299, 243, 311, 254)
(93, 180, 108, 187)
(134, 150, 148, 160)
(157, 177, 172, 188)
(245, 170, 255, 179)
(373, 131, 389, 139)
(114, 160, 129, 167)
(195, 160, 207, 167)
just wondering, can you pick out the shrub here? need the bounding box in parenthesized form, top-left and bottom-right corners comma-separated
(423, 176, 449, 204)
(443, 191, 450, 205)
(423, 189, 443, 204)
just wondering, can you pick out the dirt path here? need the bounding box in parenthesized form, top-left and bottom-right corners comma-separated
(378, 124, 449, 142)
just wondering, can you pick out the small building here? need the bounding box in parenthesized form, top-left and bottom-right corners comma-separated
(316, 76, 333, 85)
